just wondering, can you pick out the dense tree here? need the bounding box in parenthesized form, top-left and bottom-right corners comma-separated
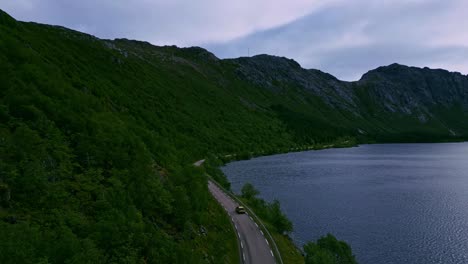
(241, 183, 259, 200)
(0, 9, 363, 263)
(269, 200, 293, 234)
(304, 234, 357, 264)
(240, 183, 292, 234)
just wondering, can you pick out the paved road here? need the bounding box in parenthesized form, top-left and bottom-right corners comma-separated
(208, 180, 276, 264)
(193, 159, 205, 167)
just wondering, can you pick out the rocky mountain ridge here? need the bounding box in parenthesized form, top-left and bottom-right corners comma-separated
(2, 8, 467, 141)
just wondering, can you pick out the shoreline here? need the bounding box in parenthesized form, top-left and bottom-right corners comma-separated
(215, 140, 468, 259)
(218, 139, 468, 165)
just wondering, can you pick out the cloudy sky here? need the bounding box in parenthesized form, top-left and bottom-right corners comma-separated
(2, 0, 468, 80)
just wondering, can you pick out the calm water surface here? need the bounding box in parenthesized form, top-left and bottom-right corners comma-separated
(221, 143, 468, 264)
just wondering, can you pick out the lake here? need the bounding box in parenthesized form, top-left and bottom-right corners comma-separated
(221, 143, 468, 264)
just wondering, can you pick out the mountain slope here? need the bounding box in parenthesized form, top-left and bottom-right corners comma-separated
(0, 9, 467, 263)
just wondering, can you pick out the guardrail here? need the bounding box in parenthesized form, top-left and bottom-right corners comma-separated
(208, 177, 284, 264)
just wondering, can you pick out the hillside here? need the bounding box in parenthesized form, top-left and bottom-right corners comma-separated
(1, 9, 467, 263)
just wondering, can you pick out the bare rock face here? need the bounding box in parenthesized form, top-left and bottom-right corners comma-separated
(357, 63, 468, 113)
(229, 55, 358, 111)
(223, 56, 468, 137)
(180, 47, 220, 63)
(231, 57, 468, 121)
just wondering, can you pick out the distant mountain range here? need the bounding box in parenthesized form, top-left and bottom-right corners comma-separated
(231, 54, 468, 142)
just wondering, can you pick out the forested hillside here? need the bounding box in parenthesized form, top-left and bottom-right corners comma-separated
(1, 9, 467, 263)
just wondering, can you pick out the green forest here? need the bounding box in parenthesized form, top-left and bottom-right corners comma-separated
(1, 9, 466, 263)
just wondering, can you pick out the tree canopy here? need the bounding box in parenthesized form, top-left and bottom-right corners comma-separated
(304, 234, 358, 264)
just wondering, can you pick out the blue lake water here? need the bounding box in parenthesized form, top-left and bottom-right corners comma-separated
(221, 143, 468, 264)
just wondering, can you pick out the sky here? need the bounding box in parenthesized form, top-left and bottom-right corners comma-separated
(2, 0, 468, 81)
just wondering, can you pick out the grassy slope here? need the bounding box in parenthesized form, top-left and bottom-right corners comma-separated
(273, 233, 305, 264)
(0, 13, 247, 264)
(1, 9, 468, 263)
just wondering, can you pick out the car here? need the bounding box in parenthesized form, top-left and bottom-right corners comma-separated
(235, 206, 246, 214)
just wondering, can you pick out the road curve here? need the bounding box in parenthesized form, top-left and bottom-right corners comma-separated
(193, 159, 205, 167)
(208, 180, 276, 264)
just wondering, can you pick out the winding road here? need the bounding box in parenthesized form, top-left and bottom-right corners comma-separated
(208, 181, 276, 264)
(194, 159, 276, 264)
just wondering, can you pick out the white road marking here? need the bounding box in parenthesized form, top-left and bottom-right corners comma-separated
(209, 181, 278, 263)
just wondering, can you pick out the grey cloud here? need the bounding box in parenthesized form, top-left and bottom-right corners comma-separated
(2, 0, 468, 80)
(207, 0, 468, 80)
(0, 0, 327, 46)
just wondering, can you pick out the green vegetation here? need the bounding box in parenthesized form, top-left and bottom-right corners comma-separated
(241, 183, 292, 234)
(273, 233, 306, 264)
(304, 234, 357, 264)
(239, 182, 300, 263)
(206, 159, 355, 264)
(237, 181, 357, 264)
(240, 182, 259, 200)
(0, 11, 243, 263)
(1, 8, 468, 263)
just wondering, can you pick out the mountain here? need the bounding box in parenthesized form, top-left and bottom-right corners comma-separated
(225, 55, 468, 142)
(354, 63, 468, 140)
(1, 9, 467, 263)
